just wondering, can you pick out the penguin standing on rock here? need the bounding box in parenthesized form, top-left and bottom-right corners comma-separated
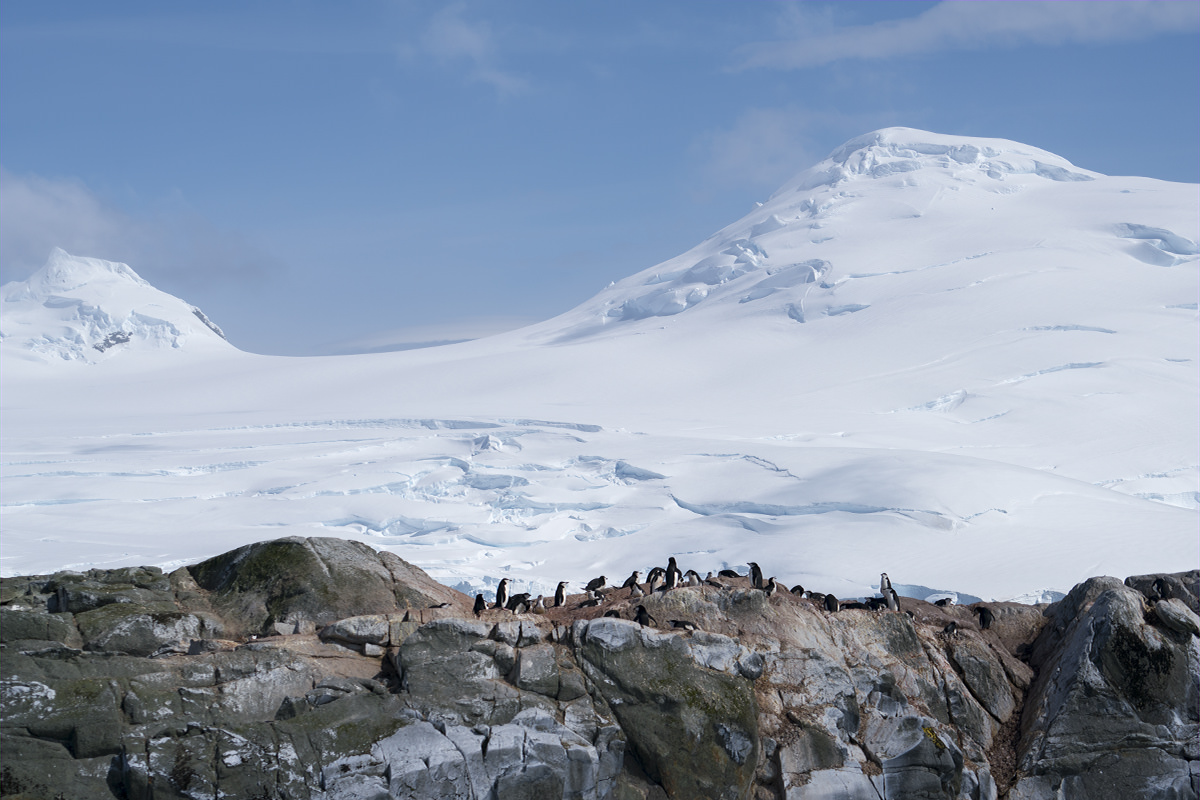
(885, 588, 899, 612)
(494, 579, 510, 610)
(749, 562, 764, 590)
(880, 573, 892, 594)
(629, 583, 645, 598)
(473, 594, 487, 617)
(974, 606, 994, 630)
(585, 575, 607, 593)
(824, 594, 840, 613)
(764, 577, 779, 596)
(666, 557, 682, 586)
(621, 571, 642, 591)
(661, 567, 679, 592)
(554, 581, 568, 608)
(790, 584, 805, 596)
(634, 605, 656, 627)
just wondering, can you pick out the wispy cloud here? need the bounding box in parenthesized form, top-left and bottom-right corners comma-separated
(693, 108, 895, 194)
(737, 1, 1200, 70)
(402, 3, 528, 97)
(0, 168, 281, 290)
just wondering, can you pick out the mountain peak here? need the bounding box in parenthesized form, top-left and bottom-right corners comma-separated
(1, 249, 234, 364)
(28, 248, 152, 297)
(776, 127, 1095, 197)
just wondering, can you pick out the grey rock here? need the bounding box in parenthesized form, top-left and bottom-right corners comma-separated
(2, 539, 1195, 800)
(1016, 576, 1199, 799)
(187, 536, 469, 636)
(1155, 597, 1200, 637)
(575, 617, 759, 800)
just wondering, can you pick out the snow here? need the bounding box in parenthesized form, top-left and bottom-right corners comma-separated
(2, 128, 1197, 604)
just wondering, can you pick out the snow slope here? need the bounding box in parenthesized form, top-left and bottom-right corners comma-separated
(2, 129, 1197, 604)
(1, 248, 233, 364)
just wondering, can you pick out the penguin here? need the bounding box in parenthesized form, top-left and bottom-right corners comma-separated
(646, 566, 666, 585)
(661, 568, 678, 591)
(634, 605, 656, 627)
(880, 572, 892, 594)
(718, 569, 741, 579)
(495, 579, 510, 610)
(748, 562, 764, 590)
(824, 594, 840, 613)
(554, 581, 568, 608)
(790, 584, 805, 596)
(629, 583, 645, 598)
(603, 609, 622, 618)
(666, 556, 682, 585)
(934, 597, 955, 608)
(974, 606, 994, 630)
(532, 595, 546, 613)
(704, 571, 723, 588)
(428, 602, 451, 609)
(473, 594, 487, 617)
(506, 593, 531, 613)
(684, 569, 702, 587)
(647, 573, 663, 593)
(943, 621, 958, 635)
(885, 588, 899, 612)
(579, 596, 603, 608)
(806, 591, 826, 605)
(865, 597, 886, 611)
(585, 575, 607, 593)
(670, 620, 697, 631)
(764, 577, 779, 596)
(1153, 577, 1171, 600)
(621, 571, 642, 591)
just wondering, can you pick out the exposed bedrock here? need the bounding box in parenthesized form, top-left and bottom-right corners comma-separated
(0, 537, 1195, 799)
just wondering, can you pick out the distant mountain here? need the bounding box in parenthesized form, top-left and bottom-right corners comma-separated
(538, 127, 1195, 340)
(0, 248, 234, 363)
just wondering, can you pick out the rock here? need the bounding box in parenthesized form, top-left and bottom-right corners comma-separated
(1155, 598, 1200, 637)
(575, 617, 759, 800)
(187, 536, 469, 636)
(948, 636, 1017, 722)
(1125, 569, 1200, 614)
(0, 606, 82, 647)
(1014, 576, 1198, 799)
(1, 538, 1195, 800)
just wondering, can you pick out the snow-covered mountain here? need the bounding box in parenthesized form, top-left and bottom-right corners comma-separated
(0, 248, 233, 363)
(2, 129, 1196, 604)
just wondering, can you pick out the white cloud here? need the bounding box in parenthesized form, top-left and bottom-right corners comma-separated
(695, 108, 824, 191)
(694, 108, 895, 194)
(408, 2, 528, 97)
(737, 1, 1200, 70)
(0, 168, 280, 289)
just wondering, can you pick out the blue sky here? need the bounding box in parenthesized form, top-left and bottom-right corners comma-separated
(2, 1, 1197, 355)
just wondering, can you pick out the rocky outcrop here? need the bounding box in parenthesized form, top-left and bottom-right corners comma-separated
(1010, 572, 1200, 800)
(0, 538, 1196, 799)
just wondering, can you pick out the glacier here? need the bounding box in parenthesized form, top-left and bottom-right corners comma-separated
(1, 128, 1196, 605)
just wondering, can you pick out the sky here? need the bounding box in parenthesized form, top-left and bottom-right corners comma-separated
(2, 1, 1198, 356)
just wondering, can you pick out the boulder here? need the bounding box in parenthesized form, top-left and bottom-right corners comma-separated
(1013, 576, 1198, 799)
(187, 536, 469, 636)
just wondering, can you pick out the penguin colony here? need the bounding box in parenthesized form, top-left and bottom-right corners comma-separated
(469, 564, 996, 634)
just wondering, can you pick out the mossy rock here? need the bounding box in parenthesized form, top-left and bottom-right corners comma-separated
(576, 619, 758, 800)
(187, 536, 466, 637)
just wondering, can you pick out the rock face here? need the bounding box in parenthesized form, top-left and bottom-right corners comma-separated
(0, 538, 1195, 800)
